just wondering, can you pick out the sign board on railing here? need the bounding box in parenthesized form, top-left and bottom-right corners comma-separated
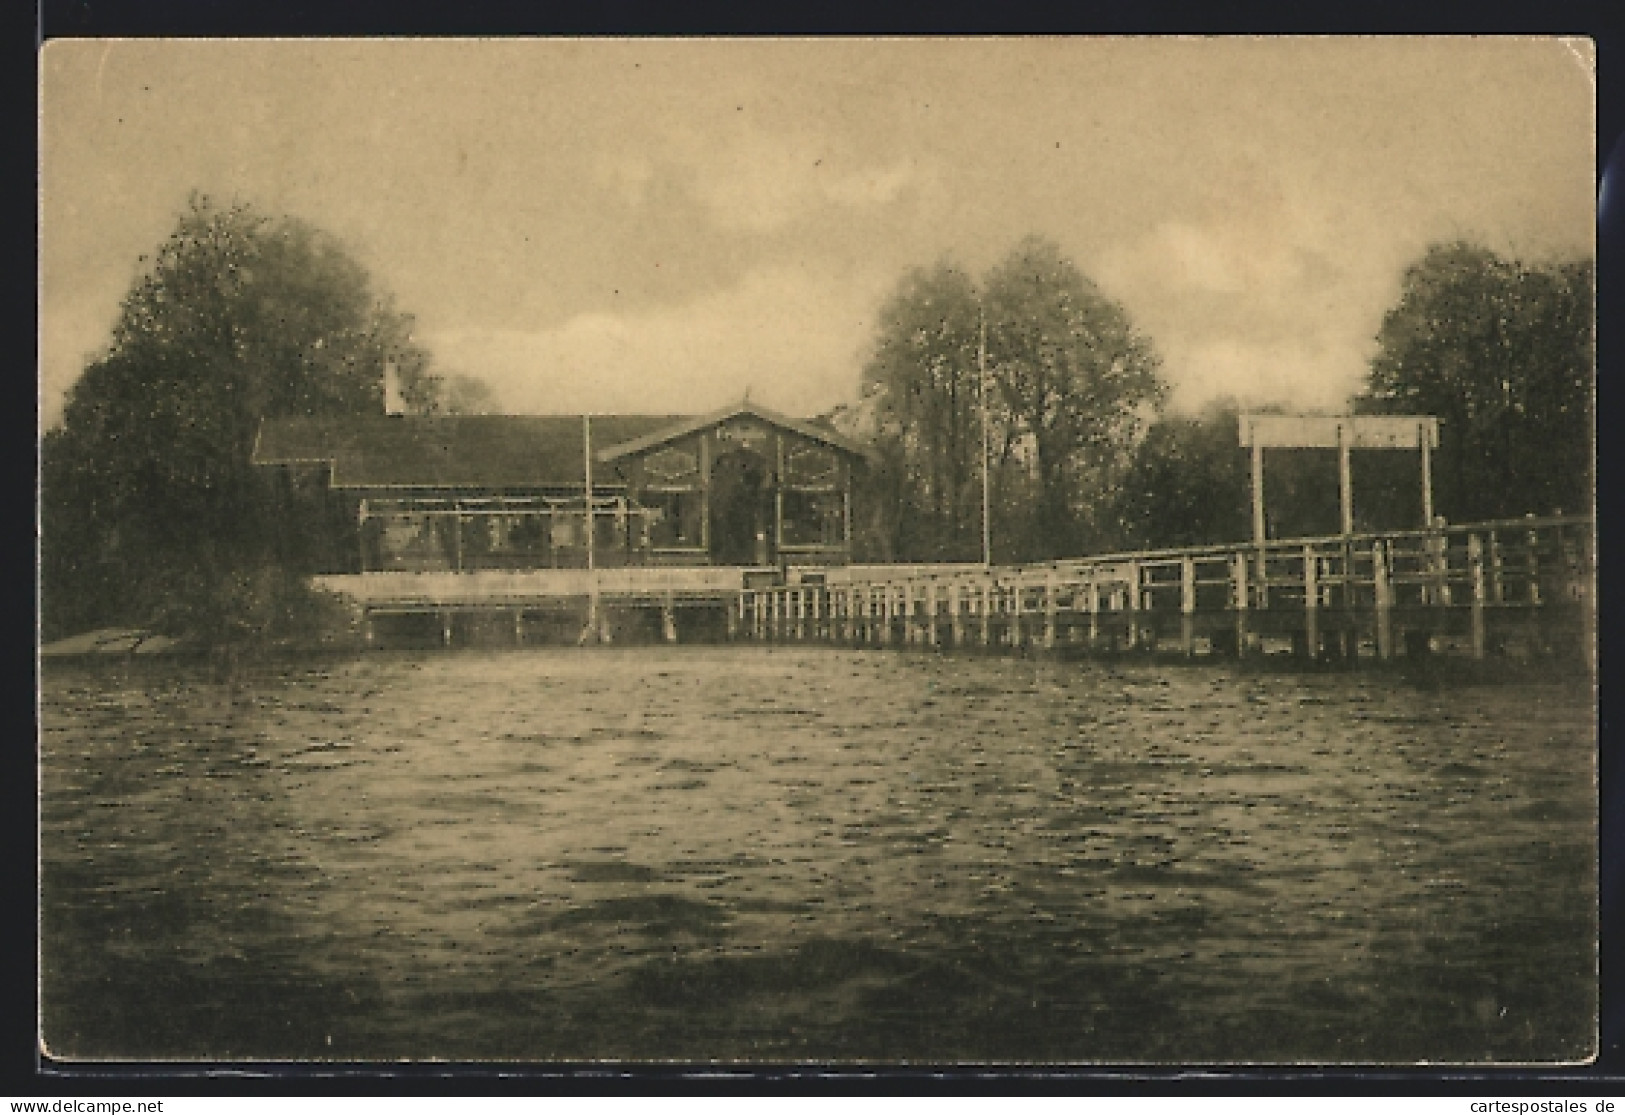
(1240, 413, 1439, 450)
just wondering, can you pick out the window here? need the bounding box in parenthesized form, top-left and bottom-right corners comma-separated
(648, 490, 703, 548)
(781, 490, 844, 547)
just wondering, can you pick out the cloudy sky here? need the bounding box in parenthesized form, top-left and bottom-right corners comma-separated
(40, 37, 1594, 426)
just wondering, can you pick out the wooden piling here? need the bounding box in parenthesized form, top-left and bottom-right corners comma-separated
(1126, 562, 1140, 651)
(1526, 527, 1542, 605)
(1043, 572, 1058, 651)
(1180, 556, 1196, 657)
(1373, 541, 1393, 660)
(1468, 533, 1486, 660)
(662, 592, 678, 643)
(1233, 552, 1250, 657)
(1303, 545, 1318, 662)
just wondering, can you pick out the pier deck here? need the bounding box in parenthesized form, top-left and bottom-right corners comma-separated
(739, 515, 1593, 667)
(316, 516, 1592, 665)
(315, 566, 771, 611)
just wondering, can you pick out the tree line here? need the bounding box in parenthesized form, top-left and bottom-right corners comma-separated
(845, 238, 1592, 563)
(844, 237, 1165, 563)
(39, 196, 1593, 646)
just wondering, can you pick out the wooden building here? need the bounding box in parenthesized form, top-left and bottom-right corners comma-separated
(252, 400, 871, 573)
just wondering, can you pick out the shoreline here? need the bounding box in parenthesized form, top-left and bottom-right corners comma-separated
(38, 631, 1594, 690)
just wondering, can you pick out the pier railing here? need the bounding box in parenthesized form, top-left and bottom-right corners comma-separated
(315, 565, 760, 609)
(737, 515, 1594, 666)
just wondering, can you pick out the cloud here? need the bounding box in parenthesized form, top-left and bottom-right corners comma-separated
(822, 164, 913, 208)
(653, 124, 919, 232)
(1096, 203, 1395, 414)
(1158, 335, 1368, 414)
(1101, 207, 1350, 310)
(586, 124, 922, 232)
(590, 152, 657, 207)
(424, 263, 893, 417)
(1132, 221, 1251, 295)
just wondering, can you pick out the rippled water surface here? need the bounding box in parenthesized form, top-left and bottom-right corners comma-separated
(40, 648, 1595, 1062)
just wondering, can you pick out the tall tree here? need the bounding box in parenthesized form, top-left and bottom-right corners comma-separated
(1113, 399, 1251, 550)
(858, 261, 986, 561)
(41, 194, 441, 639)
(855, 240, 1165, 563)
(984, 237, 1165, 558)
(1360, 241, 1593, 522)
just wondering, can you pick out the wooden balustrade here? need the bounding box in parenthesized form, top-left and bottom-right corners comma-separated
(734, 516, 1592, 667)
(330, 516, 1588, 663)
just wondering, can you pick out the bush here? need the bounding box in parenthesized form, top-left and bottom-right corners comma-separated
(146, 563, 361, 653)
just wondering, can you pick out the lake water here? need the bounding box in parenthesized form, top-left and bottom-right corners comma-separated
(39, 648, 1596, 1063)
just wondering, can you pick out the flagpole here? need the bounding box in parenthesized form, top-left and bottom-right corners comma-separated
(980, 305, 992, 568)
(583, 413, 595, 572)
(582, 413, 600, 644)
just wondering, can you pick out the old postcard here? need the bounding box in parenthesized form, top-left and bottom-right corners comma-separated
(38, 37, 1597, 1065)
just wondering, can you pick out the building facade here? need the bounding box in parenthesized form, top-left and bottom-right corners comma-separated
(252, 401, 871, 572)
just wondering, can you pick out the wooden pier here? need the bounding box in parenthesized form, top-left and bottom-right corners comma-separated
(315, 516, 1592, 666)
(315, 566, 775, 646)
(735, 515, 1594, 668)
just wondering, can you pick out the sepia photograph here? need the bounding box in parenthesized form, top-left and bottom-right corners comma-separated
(37, 37, 1597, 1065)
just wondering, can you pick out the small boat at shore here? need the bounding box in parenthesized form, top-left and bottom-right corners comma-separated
(39, 627, 189, 660)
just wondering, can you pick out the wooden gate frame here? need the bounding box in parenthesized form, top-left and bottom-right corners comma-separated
(1239, 413, 1440, 546)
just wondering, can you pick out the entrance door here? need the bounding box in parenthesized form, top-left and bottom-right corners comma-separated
(708, 447, 774, 566)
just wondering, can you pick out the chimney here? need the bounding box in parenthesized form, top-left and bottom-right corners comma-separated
(383, 360, 405, 415)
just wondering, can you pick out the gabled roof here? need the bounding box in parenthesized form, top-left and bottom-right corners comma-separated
(595, 400, 872, 463)
(251, 405, 872, 491)
(253, 414, 680, 489)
